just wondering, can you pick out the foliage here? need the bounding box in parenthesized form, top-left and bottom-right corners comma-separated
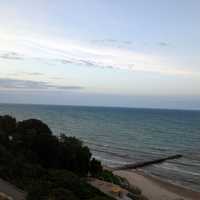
(48, 188, 78, 200)
(0, 117, 94, 176)
(97, 169, 148, 200)
(0, 115, 111, 200)
(0, 115, 16, 133)
(127, 192, 149, 200)
(26, 170, 113, 200)
(89, 197, 112, 200)
(58, 134, 92, 176)
(127, 185, 141, 195)
(90, 158, 103, 177)
(98, 170, 122, 185)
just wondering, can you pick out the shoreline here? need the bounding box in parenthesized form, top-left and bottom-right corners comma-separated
(139, 170, 200, 199)
(114, 169, 200, 200)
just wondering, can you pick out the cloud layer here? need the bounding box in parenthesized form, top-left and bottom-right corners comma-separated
(0, 78, 83, 90)
(0, 52, 24, 60)
(0, 34, 196, 75)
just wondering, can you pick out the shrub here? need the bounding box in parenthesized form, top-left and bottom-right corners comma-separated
(48, 188, 78, 200)
(48, 170, 102, 200)
(127, 193, 148, 200)
(89, 197, 113, 200)
(0, 115, 113, 200)
(127, 185, 141, 195)
(17, 119, 52, 135)
(26, 180, 52, 200)
(58, 135, 92, 176)
(90, 158, 103, 177)
(0, 115, 16, 134)
(99, 170, 121, 185)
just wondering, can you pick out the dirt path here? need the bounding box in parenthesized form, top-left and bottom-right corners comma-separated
(0, 179, 26, 200)
(89, 178, 131, 200)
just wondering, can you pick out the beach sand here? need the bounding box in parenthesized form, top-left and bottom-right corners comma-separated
(114, 170, 200, 200)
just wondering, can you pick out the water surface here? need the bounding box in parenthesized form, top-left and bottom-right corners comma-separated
(0, 103, 199, 191)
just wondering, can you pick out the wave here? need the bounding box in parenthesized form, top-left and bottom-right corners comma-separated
(93, 155, 130, 166)
(154, 163, 200, 176)
(90, 148, 131, 159)
(84, 140, 173, 158)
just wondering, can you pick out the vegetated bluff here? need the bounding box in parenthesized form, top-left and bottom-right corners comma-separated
(0, 115, 113, 200)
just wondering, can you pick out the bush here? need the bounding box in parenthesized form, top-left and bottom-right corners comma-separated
(49, 188, 78, 200)
(0, 115, 16, 134)
(58, 135, 92, 176)
(90, 158, 103, 177)
(2, 118, 93, 176)
(127, 193, 149, 200)
(128, 185, 141, 195)
(89, 197, 113, 200)
(26, 169, 112, 200)
(26, 180, 52, 200)
(0, 115, 112, 200)
(47, 170, 101, 200)
(14, 119, 59, 168)
(99, 170, 121, 185)
(17, 119, 52, 135)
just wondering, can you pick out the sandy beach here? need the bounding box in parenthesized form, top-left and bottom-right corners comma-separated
(114, 170, 200, 200)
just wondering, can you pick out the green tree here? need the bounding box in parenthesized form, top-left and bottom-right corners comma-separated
(0, 115, 16, 133)
(90, 158, 103, 177)
(58, 135, 91, 176)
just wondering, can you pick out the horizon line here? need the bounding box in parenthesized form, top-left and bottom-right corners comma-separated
(0, 102, 199, 112)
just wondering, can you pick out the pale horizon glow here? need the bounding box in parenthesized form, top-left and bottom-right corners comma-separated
(0, 0, 200, 109)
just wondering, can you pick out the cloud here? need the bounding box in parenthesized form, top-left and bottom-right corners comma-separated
(55, 85, 83, 90)
(25, 72, 44, 76)
(10, 72, 44, 77)
(0, 78, 83, 90)
(91, 39, 132, 45)
(0, 34, 195, 75)
(158, 42, 168, 46)
(0, 52, 24, 60)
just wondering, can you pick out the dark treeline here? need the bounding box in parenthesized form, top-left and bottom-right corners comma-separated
(0, 115, 113, 200)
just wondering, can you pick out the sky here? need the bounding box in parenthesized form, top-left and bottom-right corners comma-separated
(0, 0, 200, 109)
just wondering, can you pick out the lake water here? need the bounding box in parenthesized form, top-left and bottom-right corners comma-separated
(0, 103, 200, 191)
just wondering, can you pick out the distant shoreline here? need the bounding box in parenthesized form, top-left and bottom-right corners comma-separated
(114, 169, 200, 200)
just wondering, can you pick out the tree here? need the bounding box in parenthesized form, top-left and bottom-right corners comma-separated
(14, 119, 59, 167)
(0, 115, 16, 133)
(0, 115, 16, 148)
(90, 158, 103, 177)
(58, 135, 91, 176)
(0, 115, 113, 200)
